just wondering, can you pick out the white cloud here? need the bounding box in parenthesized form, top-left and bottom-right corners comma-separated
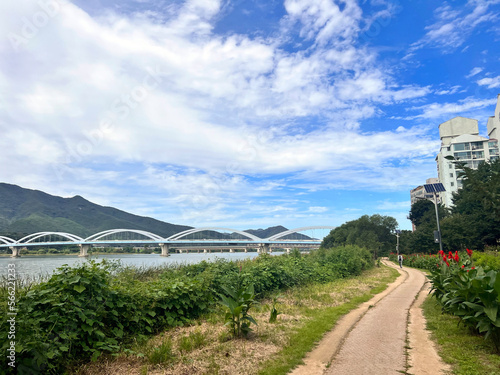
(435, 85, 462, 95)
(399, 97, 497, 120)
(283, 0, 362, 45)
(467, 67, 484, 78)
(477, 75, 500, 89)
(410, 1, 499, 52)
(0, 0, 444, 230)
(308, 206, 328, 213)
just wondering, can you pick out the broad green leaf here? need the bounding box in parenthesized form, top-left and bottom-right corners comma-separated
(484, 306, 498, 322)
(73, 284, 86, 293)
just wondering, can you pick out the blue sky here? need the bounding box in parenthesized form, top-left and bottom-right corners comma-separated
(1, 0, 499, 232)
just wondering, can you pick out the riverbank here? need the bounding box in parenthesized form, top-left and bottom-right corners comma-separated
(1, 246, 375, 373)
(76, 264, 399, 375)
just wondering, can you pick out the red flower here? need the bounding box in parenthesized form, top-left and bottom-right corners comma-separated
(454, 251, 459, 262)
(445, 261, 450, 267)
(471, 266, 475, 270)
(438, 250, 444, 256)
(466, 248, 473, 257)
(461, 265, 465, 269)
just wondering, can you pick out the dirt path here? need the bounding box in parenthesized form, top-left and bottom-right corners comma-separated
(290, 260, 450, 375)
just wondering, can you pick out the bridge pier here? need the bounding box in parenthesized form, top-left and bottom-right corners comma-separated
(10, 247, 20, 258)
(79, 244, 90, 257)
(259, 243, 270, 254)
(159, 244, 170, 257)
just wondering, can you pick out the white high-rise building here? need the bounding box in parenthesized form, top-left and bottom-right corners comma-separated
(435, 95, 500, 208)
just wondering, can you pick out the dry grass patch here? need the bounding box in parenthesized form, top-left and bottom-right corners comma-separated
(75, 265, 397, 375)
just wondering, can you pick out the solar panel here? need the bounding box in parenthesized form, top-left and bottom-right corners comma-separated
(424, 183, 445, 193)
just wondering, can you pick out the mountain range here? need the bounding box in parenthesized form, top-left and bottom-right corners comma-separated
(0, 183, 301, 240)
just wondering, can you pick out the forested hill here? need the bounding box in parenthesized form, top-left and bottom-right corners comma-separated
(0, 183, 192, 238)
(0, 183, 300, 240)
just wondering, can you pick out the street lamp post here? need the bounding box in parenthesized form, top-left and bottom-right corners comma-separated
(432, 191, 443, 252)
(395, 229, 400, 256)
(422, 183, 446, 252)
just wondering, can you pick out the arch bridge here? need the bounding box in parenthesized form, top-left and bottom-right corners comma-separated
(0, 226, 336, 257)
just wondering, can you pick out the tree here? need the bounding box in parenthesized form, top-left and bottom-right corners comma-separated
(451, 159, 500, 250)
(321, 214, 398, 257)
(408, 199, 435, 228)
(407, 199, 449, 253)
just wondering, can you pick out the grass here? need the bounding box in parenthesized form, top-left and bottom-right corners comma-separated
(76, 264, 400, 375)
(422, 296, 500, 375)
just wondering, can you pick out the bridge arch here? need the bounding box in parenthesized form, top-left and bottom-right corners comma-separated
(266, 226, 337, 241)
(17, 232, 84, 244)
(84, 229, 164, 242)
(167, 227, 262, 242)
(0, 236, 16, 245)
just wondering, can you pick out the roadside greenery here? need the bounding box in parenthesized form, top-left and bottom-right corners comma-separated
(390, 250, 500, 350)
(0, 245, 373, 373)
(77, 262, 398, 375)
(428, 250, 500, 350)
(388, 252, 439, 270)
(423, 297, 500, 374)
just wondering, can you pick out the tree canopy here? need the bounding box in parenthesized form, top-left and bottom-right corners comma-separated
(321, 214, 398, 257)
(449, 159, 500, 250)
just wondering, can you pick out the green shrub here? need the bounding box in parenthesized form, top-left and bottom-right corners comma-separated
(473, 251, 500, 271)
(0, 246, 374, 373)
(427, 251, 500, 350)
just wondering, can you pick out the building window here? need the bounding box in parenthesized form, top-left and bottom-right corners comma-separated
(454, 151, 472, 160)
(454, 143, 470, 151)
(472, 151, 484, 159)
(471, 141, 484, 150)
(450, 182, 454, 187)
(450, 173, 453, 177)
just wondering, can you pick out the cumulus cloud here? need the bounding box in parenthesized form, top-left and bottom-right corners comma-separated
(0, 0, 443, 228)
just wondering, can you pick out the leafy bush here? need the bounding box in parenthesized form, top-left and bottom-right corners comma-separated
(388, 252, 439, 270)
(473, 251, 500, 271)
(427, 250, 500, 350)
(0, 246, 374, 373)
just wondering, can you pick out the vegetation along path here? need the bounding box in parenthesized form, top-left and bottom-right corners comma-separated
(291, 259, 449, 375)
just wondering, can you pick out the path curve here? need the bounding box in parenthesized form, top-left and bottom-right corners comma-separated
(290, 260, 450, 375)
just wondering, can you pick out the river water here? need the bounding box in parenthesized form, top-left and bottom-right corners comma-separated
(0, 252, 261, 280)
